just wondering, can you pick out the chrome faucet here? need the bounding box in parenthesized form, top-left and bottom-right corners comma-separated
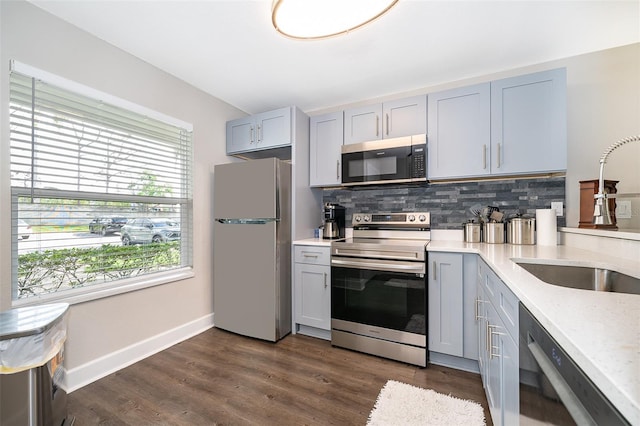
(593, 135, 640, 225)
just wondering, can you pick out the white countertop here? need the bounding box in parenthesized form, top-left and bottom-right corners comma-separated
(293, 238, 336, 247)
(427, 240, 640, 424)
(561, 226, 640, 242)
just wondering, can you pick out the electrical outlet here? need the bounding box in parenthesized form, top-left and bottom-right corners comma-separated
(616, 201, 632, 219)
(551, 202, 563, 217)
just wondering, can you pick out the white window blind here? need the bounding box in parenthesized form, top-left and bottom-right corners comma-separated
(9, 63, 193, 301)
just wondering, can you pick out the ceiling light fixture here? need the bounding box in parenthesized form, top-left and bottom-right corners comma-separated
(272, 0, 399, 40)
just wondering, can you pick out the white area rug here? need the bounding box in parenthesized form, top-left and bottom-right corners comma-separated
(367, 380, 486, 426)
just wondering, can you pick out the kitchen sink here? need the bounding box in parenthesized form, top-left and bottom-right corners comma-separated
(515, 262, 640, 295)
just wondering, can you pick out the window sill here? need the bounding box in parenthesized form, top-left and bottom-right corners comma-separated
(12, 267, 195, 308)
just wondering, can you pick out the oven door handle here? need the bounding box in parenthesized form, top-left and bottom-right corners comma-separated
(331, 257, 425, 274)
(527, 339, 596, 426)
(332, 248, 424, 262)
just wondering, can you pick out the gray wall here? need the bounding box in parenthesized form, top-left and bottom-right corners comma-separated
(0, 0, 243, 379)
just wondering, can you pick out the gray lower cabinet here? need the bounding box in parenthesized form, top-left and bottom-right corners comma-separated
(477, 258, 519, 426)
(293, 245, 331, 340)
(428, 252, 478, 367)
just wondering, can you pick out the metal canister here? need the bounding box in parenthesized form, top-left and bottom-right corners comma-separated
(484, 222, 505, 244)
(507, 216, 536, 245)
(463, 221, 481, 243)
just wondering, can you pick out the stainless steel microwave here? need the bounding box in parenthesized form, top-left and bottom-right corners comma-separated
(341, 134, 427, 186)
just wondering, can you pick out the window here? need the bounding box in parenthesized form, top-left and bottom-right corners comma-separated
(9, 61, 193, 302)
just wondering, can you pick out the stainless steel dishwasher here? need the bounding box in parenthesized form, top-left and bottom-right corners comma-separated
(519, 303, 629, 425)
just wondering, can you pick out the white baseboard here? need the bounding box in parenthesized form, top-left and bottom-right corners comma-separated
(64, 313, 214, 393)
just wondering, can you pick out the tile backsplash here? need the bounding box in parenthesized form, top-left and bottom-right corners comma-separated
(323, 177, 566, 229)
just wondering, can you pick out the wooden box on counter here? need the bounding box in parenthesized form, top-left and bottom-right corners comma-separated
(579, 179, 618, 229)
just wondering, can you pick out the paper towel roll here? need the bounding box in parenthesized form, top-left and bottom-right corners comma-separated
(536, 209, 557, 246)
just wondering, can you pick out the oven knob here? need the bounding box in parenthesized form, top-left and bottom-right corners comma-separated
(363, 215, 370, 222)
(408, 215, 416, 222)
(419, 214, 426, 222)
(354, 215, 362, 223)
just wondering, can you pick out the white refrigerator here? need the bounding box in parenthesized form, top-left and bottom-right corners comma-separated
(213, 158, 291, 342)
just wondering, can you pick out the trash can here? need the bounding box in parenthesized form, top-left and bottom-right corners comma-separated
(0, 303, 74, 425)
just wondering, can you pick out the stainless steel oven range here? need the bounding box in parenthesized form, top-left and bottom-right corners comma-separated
(330, 212, 430, 367)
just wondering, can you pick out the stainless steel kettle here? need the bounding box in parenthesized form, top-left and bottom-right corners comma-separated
(323, 219, 340, 239)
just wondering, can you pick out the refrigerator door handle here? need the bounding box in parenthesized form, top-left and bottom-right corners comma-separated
(216, 218, 279, 225)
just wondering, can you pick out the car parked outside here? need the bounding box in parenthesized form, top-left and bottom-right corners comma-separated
(121, 218, 180, 245)
(89, 216, 129, 236)
(17, 219, 32, 240)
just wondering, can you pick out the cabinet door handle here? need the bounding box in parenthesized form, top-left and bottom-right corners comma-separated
(489, 324, 505, 359)
(482, 145, 487, 169)
(485, 322, 490, 352)
(336, 160, 340, 180)
(386, 113, 389, 135)
(250, 126, 255, 144)
(496, 143, 501, 168)
(376, 115, 380, 137)
(303, 253, 319, 258)
(474, 298, 486, 321)
(257, 124, 262, 143)
(324, 272, 327, 288)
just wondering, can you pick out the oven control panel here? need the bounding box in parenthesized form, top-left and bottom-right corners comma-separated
(352, 212, 430, 228)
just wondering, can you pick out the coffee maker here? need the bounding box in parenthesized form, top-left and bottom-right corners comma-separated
(323, 203, 345, 240)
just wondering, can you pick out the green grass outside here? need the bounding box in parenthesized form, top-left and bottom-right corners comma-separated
(31, 225, 90, 233)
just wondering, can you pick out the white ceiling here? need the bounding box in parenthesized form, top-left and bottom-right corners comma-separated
(28, 0, 640, 115)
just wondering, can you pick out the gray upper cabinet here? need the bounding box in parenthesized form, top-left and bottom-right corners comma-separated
(310, 111, 343, 187)
(428, 83, 491, 179)
(226, 115, 255, 154)
(491, 68, 567, 175)
(226, 106, 292, 155)
(343, 95, 427, 145)
(427, 68, 567, 180)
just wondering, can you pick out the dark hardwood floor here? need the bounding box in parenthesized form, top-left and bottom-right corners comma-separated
(68, 328, 491, 425)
